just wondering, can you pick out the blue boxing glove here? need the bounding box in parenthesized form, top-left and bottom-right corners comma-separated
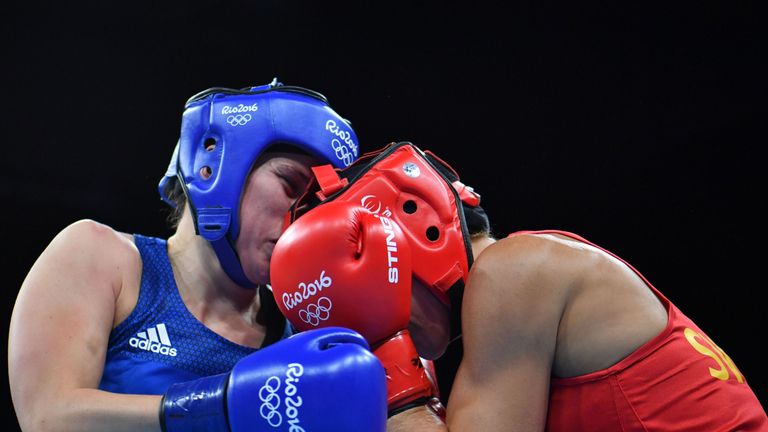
(161, 327, 387, 432)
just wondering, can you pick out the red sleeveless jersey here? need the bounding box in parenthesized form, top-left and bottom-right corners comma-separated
(509, 230, 768, 431)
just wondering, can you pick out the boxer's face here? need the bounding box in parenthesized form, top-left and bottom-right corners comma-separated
(409, 279, 451, 359)
(236, 151, 321, 285)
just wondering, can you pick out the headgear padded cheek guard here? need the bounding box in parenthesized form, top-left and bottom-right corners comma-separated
(159, 78, 359, 288)
(289, 142, 482, 340)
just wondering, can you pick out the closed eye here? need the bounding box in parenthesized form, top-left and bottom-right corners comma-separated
(273, 160, 312, 198)
(281, 176, 305, 198)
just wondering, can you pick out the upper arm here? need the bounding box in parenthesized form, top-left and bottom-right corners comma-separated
(9, 220, 139, 423)
(445, 236, 566, 432)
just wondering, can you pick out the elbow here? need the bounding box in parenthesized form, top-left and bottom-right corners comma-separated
(15, 411, 50, 432)
(13, 398, 72, 432)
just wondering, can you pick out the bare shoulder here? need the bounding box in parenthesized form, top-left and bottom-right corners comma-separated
(475, 232, 608, 278)
(463, 233, 576, 348)
(55, 219, 138, 261)
(34, 219, 141, 296)
(471, 232, 584, 283)
(57, 218, 134, 244)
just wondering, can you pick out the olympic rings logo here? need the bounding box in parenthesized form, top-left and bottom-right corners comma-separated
(331, 139, 355, 166)
(325, 119, 357, 166)
(259, 376, 283, 427)
(258, 363, 305, 430)
(298, 297, 332, 327)
(226, 114, 252, 126)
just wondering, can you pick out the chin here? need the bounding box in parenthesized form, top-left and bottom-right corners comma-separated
(242, 254, 269, 286)
(409, 323, 450, 360)
(418, 343, 448, 361)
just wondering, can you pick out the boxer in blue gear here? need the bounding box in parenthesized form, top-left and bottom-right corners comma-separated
(8, 79, 380, 431)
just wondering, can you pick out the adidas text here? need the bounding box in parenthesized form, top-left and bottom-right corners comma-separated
(129, 338, 178, 356)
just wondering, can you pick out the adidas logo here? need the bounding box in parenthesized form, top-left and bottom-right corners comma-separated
(129, 323, 177, 357)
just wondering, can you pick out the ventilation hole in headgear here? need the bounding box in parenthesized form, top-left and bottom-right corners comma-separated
(426, 226, 440, 241)
(204, 138, 217, 152)
(403, 200, 417, 214)
(200, 166, 213, 180)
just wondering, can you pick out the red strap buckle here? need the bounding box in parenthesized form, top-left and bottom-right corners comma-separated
(311, 165, 348, 201)
(452, 180, 481, 207)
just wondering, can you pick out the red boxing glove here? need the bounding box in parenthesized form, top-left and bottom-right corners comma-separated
(270, 201, 434, 415)
(421, 358, 440, 400)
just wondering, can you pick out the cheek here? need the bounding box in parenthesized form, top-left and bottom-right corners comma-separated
(238, 177, 287, 235)
(233, 223, 273, 286)
(237, 206, 266, 246)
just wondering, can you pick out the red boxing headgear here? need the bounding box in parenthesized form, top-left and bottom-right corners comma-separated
(289, 142, 481, 339)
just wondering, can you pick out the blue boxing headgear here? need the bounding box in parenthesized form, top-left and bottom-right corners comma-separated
(159, 78, 360, 288)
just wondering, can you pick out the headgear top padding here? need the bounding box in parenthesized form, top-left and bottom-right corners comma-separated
(289, 142, 481, 339)
(159, 78, 360, 287)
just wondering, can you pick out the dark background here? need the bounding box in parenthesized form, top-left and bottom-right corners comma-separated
(2, 0, 764, 429)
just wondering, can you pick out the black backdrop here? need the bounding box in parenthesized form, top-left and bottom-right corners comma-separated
(3, 1, 764, 428)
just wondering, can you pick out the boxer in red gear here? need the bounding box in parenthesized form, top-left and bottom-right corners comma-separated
(271, 142, 768, 431)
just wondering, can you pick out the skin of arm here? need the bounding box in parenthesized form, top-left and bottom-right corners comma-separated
(388, 234, 570, 432)
(9, 219, 163, 432)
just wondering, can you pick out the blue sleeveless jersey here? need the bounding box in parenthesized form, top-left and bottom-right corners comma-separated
(99, 234, 290, 395)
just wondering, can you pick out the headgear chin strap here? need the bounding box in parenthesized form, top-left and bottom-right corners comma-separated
(159, 78, 359, 288)
(289, 142, 481, 340)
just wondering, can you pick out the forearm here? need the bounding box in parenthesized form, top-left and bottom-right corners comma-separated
(387, 406, 449, 432)
(17, 389, 162, 432)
